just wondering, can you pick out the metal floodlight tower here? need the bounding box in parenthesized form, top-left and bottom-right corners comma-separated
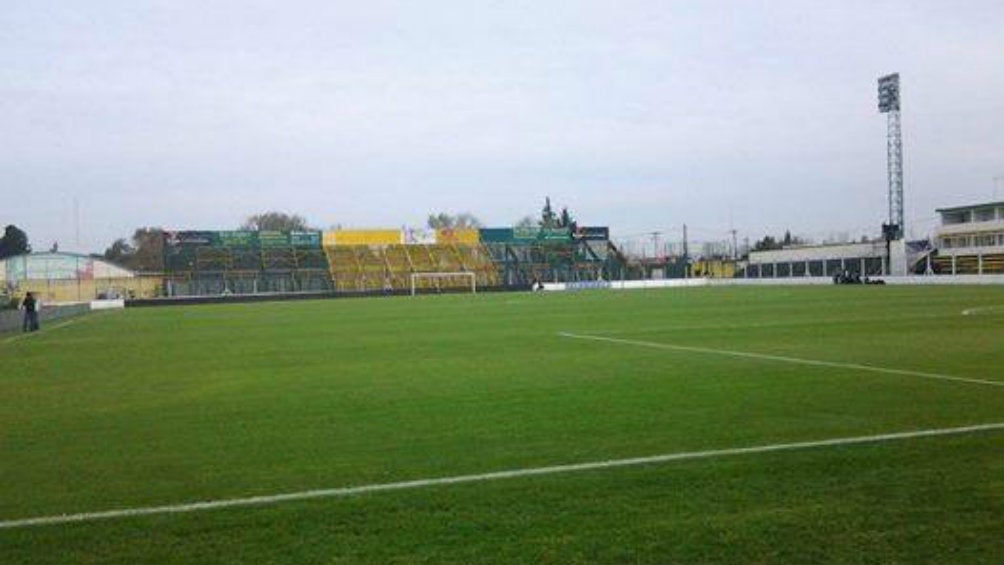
(878, 73, 903, 240)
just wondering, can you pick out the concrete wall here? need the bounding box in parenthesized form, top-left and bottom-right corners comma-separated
(7, 276, 162, 303)
(0, 299, 126, 333)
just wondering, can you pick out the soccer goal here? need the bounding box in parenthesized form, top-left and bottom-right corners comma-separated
(410, 272, 477, 296)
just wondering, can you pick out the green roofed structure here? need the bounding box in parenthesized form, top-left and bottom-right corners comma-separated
(161, 230, 331, 296)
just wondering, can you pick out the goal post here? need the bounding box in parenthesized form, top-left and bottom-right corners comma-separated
(410, 272, 477, 296)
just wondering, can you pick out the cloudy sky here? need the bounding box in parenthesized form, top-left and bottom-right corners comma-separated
(3, 0, 1003, 253)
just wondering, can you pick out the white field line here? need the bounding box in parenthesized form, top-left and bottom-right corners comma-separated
(572, 311, 954, 336)
(962, 305, 1004, 316)
(1, 422, 1003, 530)
(2, 318, 81, 345)
(578, 313, 959, 335)
(558, 332, 1004, 389)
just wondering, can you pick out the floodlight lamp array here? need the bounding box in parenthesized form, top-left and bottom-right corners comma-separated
(878, 73, 900, 113)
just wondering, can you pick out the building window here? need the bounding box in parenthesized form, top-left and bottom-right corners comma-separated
(975, 208, 996, 222)
(941, 212, 968, 225)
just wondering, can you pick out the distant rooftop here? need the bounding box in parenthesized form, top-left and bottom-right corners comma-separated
(935, 201, 1004, 214)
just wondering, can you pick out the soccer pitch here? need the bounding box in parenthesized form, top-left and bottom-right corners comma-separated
(2, 286, 1003, 564)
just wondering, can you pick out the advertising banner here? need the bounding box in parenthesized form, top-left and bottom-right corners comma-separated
(322, 231, 339, 248)
(330, 229, 403, 246)
(218, 231, 258, 247)
(540, 227, 572, 241)
(258, 231, 290, 248)
(164, 231, 217, 247)
(403, 228, 437, 245)
(512, 226, 540, 240)
(480, 227, 572, 244)
(436, 228, 480, 244)
(566, 280, 612, 291)
(479, 228, 513, 243)
(575, 226, 609, 241)
(513, 227, 572, 242)
(165, 230, 320, 249)
(290, 231, 322, 248)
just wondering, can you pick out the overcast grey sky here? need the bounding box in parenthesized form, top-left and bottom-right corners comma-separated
(3, 0, 1003, 252)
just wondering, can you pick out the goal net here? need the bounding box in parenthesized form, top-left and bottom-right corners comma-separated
(410, 272, 477, 296)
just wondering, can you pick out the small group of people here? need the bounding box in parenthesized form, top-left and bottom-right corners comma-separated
(832, 271, 885, 285)
(20, 291, 40, 332)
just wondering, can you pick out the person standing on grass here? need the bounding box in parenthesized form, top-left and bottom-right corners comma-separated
(20, 291, 39, 332)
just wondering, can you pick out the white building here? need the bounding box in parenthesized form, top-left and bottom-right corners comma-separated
(0, 252, 148, 302)
(934, 201, 1004, 274)
(746, 240, 908, 278)
(1, 252, 134, 283)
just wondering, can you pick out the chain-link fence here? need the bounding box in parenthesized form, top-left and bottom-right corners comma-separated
(5, 276, 162, 303)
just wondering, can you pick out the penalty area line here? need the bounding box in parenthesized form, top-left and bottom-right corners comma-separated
(558, 332, 1004, 389)
(1, 422, 1004, 530)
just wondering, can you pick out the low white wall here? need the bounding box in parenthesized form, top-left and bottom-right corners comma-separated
(542, 279, 705, 291)
(882, 274, 1004, 285)
(713, 277, 834, 287)
(90, 299, 126, 310)
(542, 274, 1004, 292)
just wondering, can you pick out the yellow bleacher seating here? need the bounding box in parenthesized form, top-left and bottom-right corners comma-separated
(323, 243, 498, 292)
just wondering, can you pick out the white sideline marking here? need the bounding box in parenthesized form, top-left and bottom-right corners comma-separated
(2, 318, 80, 344)
(1, 422, 1003, 530)
(571, 311, 954, 336)
(558, 332, 1004, 389)
(962, 305, 1004, 316)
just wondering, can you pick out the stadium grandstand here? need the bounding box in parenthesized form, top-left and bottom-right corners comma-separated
(321, 228, 496, 293)
(156, 225, 627, 297)
(161, 230, 331, 296)
(24, 199, 996, 304)
(736, 200, 1003, 279)
(480, 226, 620, 286)
(931, 201, 1004, 274)
(742, 240, 909, 278)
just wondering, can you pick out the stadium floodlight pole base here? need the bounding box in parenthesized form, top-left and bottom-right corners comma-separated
(410, 272, 476, 296)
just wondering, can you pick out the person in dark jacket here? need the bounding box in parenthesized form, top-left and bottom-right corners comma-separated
(21, 292, 39, 332)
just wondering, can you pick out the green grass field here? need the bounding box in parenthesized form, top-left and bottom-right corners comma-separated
(2, 285, 1003, 564)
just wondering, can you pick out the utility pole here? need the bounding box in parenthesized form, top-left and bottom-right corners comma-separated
(650, 231, 662, 260)
(730, 229, 738, 260)
(74, 197, 81, 248)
